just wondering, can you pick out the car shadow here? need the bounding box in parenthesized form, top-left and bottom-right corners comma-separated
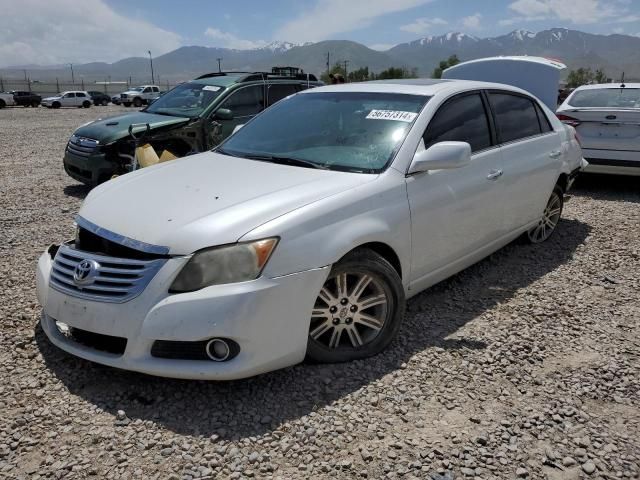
(63, 184, 92, 200)
(35, 218, 590, 441)
(571, 173, 640, 204)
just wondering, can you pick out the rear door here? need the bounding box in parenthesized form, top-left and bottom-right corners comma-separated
(267, 83, 298, 107)
(407, 91, 504, 283)
(488, 91, 562, 230)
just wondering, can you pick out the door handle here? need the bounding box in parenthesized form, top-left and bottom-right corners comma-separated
(487, 169, 503, 180)
(549, 150, 562, 158)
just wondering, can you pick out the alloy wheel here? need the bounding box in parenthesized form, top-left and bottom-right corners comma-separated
(309, 272, 389, 350)
(528, 189, 562, 243)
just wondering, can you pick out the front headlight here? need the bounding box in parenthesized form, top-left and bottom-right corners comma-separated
(169, 238, 278, 293)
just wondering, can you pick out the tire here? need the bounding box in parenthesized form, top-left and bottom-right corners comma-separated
(101, 99, 108, 106)
(0, 100, 5, 109)
(82, 101, 91, 108)
(133, 97, 142, 108)
(52, 102, 60, 109)
(32, 101, 39, 107)
(526, 185, 564, 244)
(306, 249, 405, 363)
(123, 103, 130, 107)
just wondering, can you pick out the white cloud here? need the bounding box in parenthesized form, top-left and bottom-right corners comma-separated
(204, 28, 267, 50)
(507, 0, 618, 24)
(400, 17, 448, 35)
(461, 13, 483, 30)
(369, 43, 396, 51)
(0, 0, 181, 67)
(275, 0, 436, 42)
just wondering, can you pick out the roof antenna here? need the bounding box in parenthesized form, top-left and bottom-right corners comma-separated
(620, 72, 626, 88)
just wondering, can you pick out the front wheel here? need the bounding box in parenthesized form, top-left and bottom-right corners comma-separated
(527, 185, 564, 244)
(0, 100, 5, 109)
(306, 249, 405, 363)
(52, 102, 60, 109)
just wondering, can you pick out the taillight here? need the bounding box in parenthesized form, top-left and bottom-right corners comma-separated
(557, 114, 581, 127)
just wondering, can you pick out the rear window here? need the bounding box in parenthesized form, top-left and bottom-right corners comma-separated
(569, 88, 640, 108)
(490, 92, 541, 143)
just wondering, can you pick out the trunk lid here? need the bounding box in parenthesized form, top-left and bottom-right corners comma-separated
(559, 108, 640, 151)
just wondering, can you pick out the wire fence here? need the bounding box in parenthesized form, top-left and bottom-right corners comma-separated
(0, 79, 179, 97)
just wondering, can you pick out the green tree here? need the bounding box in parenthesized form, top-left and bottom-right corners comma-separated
(432, 55, 460, 79)
(376, 67, 417, 80)
(566, 68, 595, 88)
(594, 68, 609, 84)
(320, 63, 346, 83)
(347, 66, 370, 82)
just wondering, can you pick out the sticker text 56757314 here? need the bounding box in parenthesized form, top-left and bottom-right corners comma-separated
(366, 110, 418, 122)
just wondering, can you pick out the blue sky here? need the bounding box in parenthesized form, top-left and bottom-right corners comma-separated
(1, 0, 639, 66)
(105, 0, 640, 50)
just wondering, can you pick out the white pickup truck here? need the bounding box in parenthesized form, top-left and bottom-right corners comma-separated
(0, 92, 16, 108)
(120, 85, 161, 107)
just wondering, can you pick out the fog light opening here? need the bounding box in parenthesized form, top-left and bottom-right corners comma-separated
(206, 338, 230, 362)
(55, 321, 71, 336)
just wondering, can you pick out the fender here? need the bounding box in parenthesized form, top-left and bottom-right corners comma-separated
(242, 170, 412, 290)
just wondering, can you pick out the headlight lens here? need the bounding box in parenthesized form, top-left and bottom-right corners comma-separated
(169, 238, 278, 292)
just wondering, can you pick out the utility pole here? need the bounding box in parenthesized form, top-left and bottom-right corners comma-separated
(68, 64, 74, 84)
(326, 52, 330, 74)
(217, 58, 222, 73)
(343, 60, 349, 80)
(148, 51, 155, 84)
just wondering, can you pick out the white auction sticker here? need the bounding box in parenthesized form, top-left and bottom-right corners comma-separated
(366, 109, 418, 122)
(203, 85, 221, 92)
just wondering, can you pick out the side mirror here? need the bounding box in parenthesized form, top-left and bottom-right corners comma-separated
(408, 141, 471, 175)
(214, 108, 234, 121)
(232, 124, 245, 135)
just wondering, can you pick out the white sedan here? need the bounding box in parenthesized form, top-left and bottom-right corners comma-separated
(558, 83, 640, 176)
(41, 91, 92, 109)
(0, 91, 16, 108)
(36, 80, 584, 380)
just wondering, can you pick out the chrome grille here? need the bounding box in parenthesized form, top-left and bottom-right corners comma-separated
(50, 244, 166, 303)
(66, 135, 99, 158)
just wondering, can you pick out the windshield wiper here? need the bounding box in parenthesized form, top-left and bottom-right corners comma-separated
(243, 154, 327, 170)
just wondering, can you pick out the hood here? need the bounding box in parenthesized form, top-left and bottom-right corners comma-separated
(43, 96, 61, 101)
(79, 152, 377, 255)
(73, 111, 190, 144)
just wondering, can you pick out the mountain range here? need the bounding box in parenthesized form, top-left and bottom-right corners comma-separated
(2, 28, 639, 84)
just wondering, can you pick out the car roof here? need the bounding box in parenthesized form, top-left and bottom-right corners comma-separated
(300, 79, 532, 97)
(572, 83, 640, 91)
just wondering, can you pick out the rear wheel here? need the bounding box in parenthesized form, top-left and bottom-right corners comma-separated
(527, 186, 564, 243)
(32, 101, 39, 107)
(101, 99, 108, 106)
(133, 97, 142, 108)
(82, 101, 91, 108)
(306, 249, 405, 363)
(0, 100, 5, 109)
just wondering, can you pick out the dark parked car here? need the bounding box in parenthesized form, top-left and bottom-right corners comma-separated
(10, 90, 41, 107)
(64, 70, 322, 185)
(88, 91, 111, 106)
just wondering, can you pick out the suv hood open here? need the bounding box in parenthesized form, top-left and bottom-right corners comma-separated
(74, 112, 190, 145)
(79, 152, 377, 255)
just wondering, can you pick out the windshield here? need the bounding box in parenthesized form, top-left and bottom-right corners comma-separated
(129, 87, 144, 92)
(569, 88, 640, 108)
(145, 82, 224, 117)
(218, 91, 428, 173)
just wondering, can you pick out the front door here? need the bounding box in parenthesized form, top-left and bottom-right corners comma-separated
(213, 85, 266, 140)
(407, 91, 505, 285)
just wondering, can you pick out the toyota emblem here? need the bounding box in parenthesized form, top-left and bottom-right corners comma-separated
(73, 259, 99, 285)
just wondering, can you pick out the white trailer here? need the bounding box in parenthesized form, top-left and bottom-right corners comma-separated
(443, 56, 566, 110)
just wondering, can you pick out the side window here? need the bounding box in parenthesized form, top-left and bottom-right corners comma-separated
(220, 85, 264, 118)
(267, 84, 297, 107)
(76, 93, 86, 98)
(64, 93, 75, 98)
(490, 92, 541, 143)
(423, 93, 492, 153)
(143, 87, 151, 93)
(534, 102, 553, 133)
(152, 87, 159, 92)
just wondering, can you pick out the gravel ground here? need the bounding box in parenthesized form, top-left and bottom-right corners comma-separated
(0, 106, 639, 480)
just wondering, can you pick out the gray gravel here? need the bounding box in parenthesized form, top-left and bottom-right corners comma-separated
(1, 106, 639, 479)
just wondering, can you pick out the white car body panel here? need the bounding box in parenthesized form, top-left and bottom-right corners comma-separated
(36, 79, 584, 379)
(558, 83, 640, 176)
(0, 92, 16, 106)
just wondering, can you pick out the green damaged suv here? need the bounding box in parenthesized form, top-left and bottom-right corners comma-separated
(64, 70, 322, 185)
